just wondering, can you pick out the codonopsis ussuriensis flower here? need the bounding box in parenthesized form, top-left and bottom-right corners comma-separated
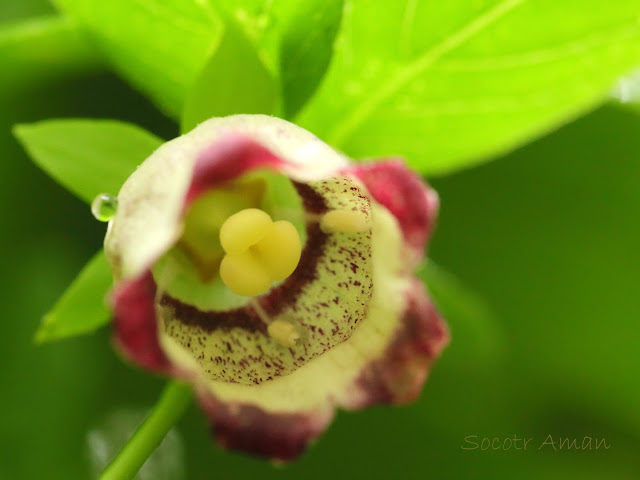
(106, 114, 448, 461)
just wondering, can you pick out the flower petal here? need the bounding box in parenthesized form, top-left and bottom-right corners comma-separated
(111, 272, 172, 372)
(351, 160, 439, 266)
(158, 174, 375, 384)
(185, 136, 285, 206)
(197, 390, 334, 461)
(344, 278, 449, 408)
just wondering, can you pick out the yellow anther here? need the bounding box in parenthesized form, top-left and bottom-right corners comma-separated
(220, 208, 272, 255)
(267, 320, 300, 347)
(253, 221, 302, 281)
(219, 250, 272, 297)
(219, 209, 302, 296)
(321, 209, 369, 233)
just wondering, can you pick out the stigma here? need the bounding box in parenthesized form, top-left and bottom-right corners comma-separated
(219, 208, 302, 296)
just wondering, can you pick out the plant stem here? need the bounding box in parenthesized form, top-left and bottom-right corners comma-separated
(100, 381, 193, 480)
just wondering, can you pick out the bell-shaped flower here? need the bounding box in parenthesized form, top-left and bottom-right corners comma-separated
(107, 114, 448, 461)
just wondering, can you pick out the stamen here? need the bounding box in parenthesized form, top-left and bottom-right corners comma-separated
(320, 209, 370, 233)
(267, 320, 300, 347)
(249, 299, 300, 347)
(265, 207, 319, 225)
(249, 298, 272, 324)
(268, 207, 366, 231)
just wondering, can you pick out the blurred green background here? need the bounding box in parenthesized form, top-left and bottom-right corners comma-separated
(2, 2, 640, 479)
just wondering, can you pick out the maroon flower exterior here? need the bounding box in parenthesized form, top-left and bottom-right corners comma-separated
(112, 272, 172, 372)
(350, 279, 448, 408)
(197, 391, 334, 462)
(351, 160, 439, 267)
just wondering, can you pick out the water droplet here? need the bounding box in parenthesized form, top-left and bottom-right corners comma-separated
(91, 193, 118, 222)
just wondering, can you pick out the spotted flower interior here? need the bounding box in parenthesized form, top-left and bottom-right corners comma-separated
(106, 115, 448, 461)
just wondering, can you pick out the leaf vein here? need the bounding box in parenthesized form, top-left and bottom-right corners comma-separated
(435, 16, 640, 72)
(325, 0, 526, 147)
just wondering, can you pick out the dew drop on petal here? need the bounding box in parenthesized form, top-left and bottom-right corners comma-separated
(91, 193, 118, 222)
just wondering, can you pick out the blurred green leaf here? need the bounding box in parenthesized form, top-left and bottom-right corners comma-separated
(51, 0, 343, 121)
(279, 0, 343, 118)
(212, 0, 344, 118)
(14, 119, 162, 204)
(35, 250, 111, 343)
(213, 0, 296, 71)
(0, 0, 53, 21)
(52, 0, 223, 117)
(0, 16, 103, 98)
(181, 21, 277, 133)
(419, 260, 503, 363)
(429, 103, 640, 438)
(297, 0, 640, 175)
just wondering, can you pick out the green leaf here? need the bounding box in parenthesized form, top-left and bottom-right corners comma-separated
(210, 0, 343, 118)
(296, 0, 640, 175)
(52, 0, 223, 117)
(180, 21, 277, 133)
(213, 0, 296, 72)
(0, 16, 103, 98)
(35, 250, 112, 343)
(418, 260, 503, 363)
(13, 119, 163, 204)
(428, 103, 640, 437)
(279, 0, 344, 118)
(49, 0, 340, 120)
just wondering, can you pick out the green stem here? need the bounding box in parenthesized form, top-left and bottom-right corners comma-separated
(100, 381, 193, 480)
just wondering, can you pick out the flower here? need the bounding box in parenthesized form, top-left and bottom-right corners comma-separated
(106, 114, 448, 461)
